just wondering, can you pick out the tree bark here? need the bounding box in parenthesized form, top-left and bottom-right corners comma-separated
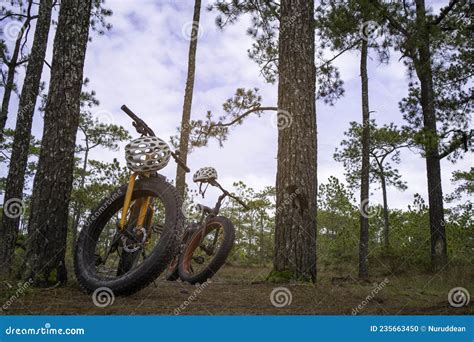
(0, 1, 35, 140)
(359, 38, 370, 279)
(176, 0, 201, 199)
(259, 214, 264, 265)
(0, 0, 53, 276)
(414, 0, 447, 271)
(23, 0, 92, 284)
(379, 171, 390, 248)
(70, 145, 89, 254)
(273, 0, 317, 282)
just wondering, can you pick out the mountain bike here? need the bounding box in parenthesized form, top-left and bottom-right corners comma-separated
(166, 167, 249, 284)
(74, 105, 190, 296)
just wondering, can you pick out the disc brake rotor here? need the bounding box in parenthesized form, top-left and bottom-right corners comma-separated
(121, 227, 147, 253)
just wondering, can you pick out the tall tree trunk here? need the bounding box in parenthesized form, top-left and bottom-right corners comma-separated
(0, 0, 53, 276)
(414, 0, 447, 271)
(0, 1, 34, 140)
(70, 146, 89, 254)
(359, 38, 370, 279)
(379, 171, 390, 248)
(273, 0, 317, 282)
(23, 0, 92, 284)
(259, 214, 264, 265)
(176, 0, 201, 199)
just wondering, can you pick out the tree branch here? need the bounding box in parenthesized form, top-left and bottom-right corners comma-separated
(439, 130, 472, 160)
(317, 40, 361, 69)
(209, 105, 277, 130)
(0, 49, 10, 67)
(368, 0, 410, 37)
(15, 58, 29, 67)
(430, 0, 460, 26)
(43, 58, 52, 69)
(263, 0, 280, 21)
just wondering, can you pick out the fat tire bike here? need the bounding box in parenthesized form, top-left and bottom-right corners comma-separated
(166, 169, 249, 284)
(74, 105, 190, 296)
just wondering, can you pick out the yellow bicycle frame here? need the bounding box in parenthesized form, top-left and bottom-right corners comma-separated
(119, 172, 151, 232)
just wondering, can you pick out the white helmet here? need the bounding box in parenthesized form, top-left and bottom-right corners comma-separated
(125, 136, 171, 172)
(193, 167, 218, 183)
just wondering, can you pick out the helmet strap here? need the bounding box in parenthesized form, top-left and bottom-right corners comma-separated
(199, 182, 209, 198)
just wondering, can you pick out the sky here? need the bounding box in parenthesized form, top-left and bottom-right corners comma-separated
(1, 0, 472, 209)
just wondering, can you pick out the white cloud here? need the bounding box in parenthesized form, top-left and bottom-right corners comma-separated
(1, 0, 471, 210)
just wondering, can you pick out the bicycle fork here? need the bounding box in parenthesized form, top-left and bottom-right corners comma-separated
(119, 173, 152, 233)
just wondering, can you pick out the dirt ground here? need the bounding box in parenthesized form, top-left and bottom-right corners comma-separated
(1, 265, 473, 315)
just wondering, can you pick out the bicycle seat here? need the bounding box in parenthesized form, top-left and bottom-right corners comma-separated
(196, 204, 213, 214)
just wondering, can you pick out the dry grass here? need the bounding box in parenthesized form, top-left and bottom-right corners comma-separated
(1, 264, 472, 315)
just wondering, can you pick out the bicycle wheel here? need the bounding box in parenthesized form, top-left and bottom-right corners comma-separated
(165, 255, 180, 281)
(178, 216, 234, 284)
(165, 223, 199, 281)
(74, 175, 184, 296)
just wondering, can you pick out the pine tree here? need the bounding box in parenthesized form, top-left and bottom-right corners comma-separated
(272, 0, 317, 282)
(23, 0, 93, 284)
(369, 0, 472, 270)
(0, 0, 53, 276)
(0, 0, 38, 139)
(334, 121, 411, 248)
(69, 103, 130, 252)
(176, 0, 202, 199)
(315, 0, 389, 278)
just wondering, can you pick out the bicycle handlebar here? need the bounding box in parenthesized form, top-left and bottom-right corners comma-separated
(171, 151, 190, 173)
(121, 104, 190, 173)
(121, 105, 156, 136)
(228, 193, 250, 211)
(212, 180, 250, 211)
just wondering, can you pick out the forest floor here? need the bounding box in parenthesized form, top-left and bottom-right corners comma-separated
(1, 264, 473, 315)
